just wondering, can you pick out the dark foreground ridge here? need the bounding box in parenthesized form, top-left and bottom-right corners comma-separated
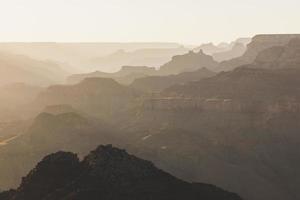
(0, 145, 242, 200)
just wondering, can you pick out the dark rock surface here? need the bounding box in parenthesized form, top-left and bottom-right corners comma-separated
(0, 145, 242, 200)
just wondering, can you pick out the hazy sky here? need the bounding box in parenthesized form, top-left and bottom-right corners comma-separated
(0, 0, 299, 44)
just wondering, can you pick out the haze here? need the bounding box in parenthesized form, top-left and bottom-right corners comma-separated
(1, 0, 299, 44)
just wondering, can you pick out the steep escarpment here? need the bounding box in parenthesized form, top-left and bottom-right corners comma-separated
(164, 67, 300, 102)
(124, 61, 300, 200)
(253, 38, 300, 69)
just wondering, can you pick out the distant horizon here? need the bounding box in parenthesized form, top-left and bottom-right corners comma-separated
(0, 33, 298, 46)
(1, 0, 300, 44)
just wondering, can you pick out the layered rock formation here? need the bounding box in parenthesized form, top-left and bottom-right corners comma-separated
(219, 34, 300, 71)
(164, 67, 300, 101)
(0, 145, 242, 200)
(253, 38, 300, 69)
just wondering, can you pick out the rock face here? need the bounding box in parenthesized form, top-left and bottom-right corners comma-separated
(128, 64, 300, 200)
(0, 145, 242, 200)
(67, 66, 157, 85)
(219, 34, 300, 71)
(158, 50, 218, 75)
(130, 67, 216, 93)
(11, 152, 81, 200)
(164, 67, 300, 101)
(253, 38, 300, 69)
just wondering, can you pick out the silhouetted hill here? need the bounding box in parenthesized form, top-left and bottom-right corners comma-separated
(158, 50, 218, 75)
(219, 34, 300, 71)
(131, 68, 216, 92)
(0, 145, 242, 200)
(67, 66, 157, 85)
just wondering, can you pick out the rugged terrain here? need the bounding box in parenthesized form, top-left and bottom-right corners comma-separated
(0, 145, 242, 200)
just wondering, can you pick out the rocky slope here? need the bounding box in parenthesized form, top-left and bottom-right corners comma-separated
(122, 47, 300, 200)
(0, 145, 242, 200)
